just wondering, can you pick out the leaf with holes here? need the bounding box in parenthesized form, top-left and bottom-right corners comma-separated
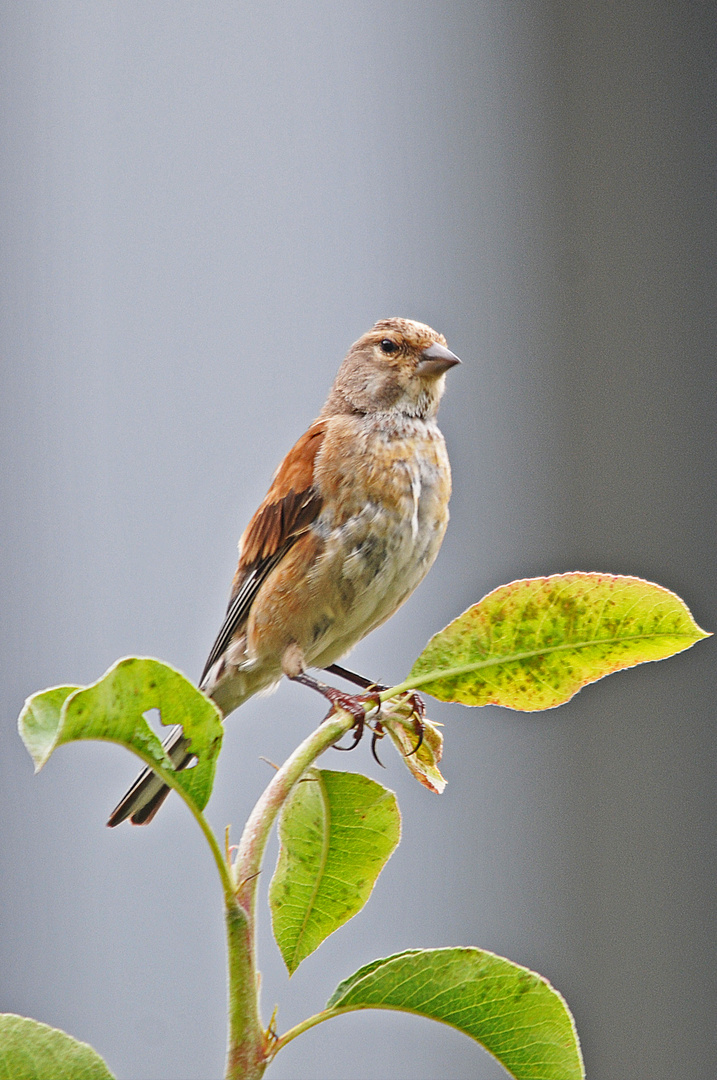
(0, 1014, 115, 1080)
(323, 947, 584, 1080)
(18, 657, 223, 812)
(407, 573, 710, 711)
(269, 769, 400, 974)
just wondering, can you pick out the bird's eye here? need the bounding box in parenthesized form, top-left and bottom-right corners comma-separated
(380, 339, 398, 354)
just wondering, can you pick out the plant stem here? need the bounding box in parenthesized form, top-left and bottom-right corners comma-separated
(133, 756, 235, 903)
(224, 899, 267, 1080)
(182, 790, 236, 904)
(141, 764, 264, 1077)
(224, 708, 355, 1079)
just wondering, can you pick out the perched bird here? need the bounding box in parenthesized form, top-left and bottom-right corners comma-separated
(108, 318, 460, 826)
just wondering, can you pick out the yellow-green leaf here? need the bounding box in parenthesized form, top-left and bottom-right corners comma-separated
(408, 573, 710, 710)
(269, 769, 400, 974)
(380, 699, 446, 793)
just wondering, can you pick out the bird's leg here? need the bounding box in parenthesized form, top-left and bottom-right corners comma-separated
(327, 664, 425, 755)
(290, 671, 380, 721)
(292, 668, 425, 760)
(324, 663, 425, 758)
(323, 663, 388, 693)
(289, 671, 381, 751)
(323, 664, 387, 761)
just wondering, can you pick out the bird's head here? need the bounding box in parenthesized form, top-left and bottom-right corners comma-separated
(324, 317, 461, 420)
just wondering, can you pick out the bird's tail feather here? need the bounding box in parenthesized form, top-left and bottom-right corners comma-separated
(106, 726, 193, 827)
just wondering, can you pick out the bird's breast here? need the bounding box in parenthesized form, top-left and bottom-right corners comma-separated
(305, 415, 451, 664)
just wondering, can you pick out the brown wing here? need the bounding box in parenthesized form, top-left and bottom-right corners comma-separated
(199, 421, 326, 685)
(240, 421, 326, 566)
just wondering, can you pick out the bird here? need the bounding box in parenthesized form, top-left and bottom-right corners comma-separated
(107, 317, 460, 826)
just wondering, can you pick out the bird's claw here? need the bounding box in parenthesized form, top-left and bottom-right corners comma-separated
(329, 688, 425, 763)
(327, 688, 380, 723)
(326, 689, 386, 762)
(395, 691, 426, 757)
(370, 721, 386, 767)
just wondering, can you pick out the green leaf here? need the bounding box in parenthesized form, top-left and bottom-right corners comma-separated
(0, 1014, 115, 1080)
(409, 573, 710, 710)
(269, 769, 400, 974)
(18, 657, 223, 812)
(325, 947, 584, 1080)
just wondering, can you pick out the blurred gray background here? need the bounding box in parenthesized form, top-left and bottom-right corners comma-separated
(1, 3, 714, 1078)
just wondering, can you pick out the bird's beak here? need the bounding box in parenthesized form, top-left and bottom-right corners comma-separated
(417, 341, 462, 376)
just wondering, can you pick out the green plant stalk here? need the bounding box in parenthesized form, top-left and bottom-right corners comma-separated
(224, 708, 355, 1079)
(127, 760, 261, 1078)
(120, 756, 262, 1077)
(268, 1007, 342, 1058)
(224, 899, 266, 1080)
(268, 1003, 433, 1060)
(122, 752, 235, 902)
